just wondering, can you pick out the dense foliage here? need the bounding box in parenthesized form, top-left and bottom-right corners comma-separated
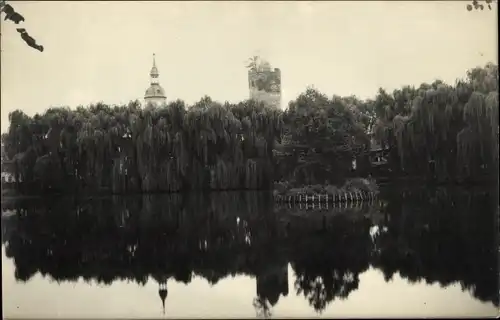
(275, 90, 372, 185)
(2, 63, 497, 194)
(1, 92, 372, 194)
(371, 63, 498, 184)
(2, 98, 286, 193)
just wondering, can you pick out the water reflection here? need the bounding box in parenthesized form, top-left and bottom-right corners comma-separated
(1, 189, 498, 318)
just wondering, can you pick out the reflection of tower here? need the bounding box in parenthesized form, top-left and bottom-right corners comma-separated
(158, 278, 168, 315)
(248, 59, 282, 109)
(144, 53, 167, 107)
(256, 263, 289, 307)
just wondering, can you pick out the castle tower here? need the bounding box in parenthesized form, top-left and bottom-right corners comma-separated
(144, 53, 167, 107)
(247, 57, 281, 109)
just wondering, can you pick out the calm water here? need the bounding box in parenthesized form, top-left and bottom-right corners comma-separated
(2, 189, 498, 318)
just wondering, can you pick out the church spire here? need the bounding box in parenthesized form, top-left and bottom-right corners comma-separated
(158, 281, 168, 316)
(144, 53, 167, 106)
(150, 53, 159, 84)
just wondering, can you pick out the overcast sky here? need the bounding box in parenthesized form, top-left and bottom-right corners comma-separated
(1, 1, 497, 132)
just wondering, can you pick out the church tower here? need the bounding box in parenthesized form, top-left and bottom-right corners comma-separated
(144, 53, 167, 107)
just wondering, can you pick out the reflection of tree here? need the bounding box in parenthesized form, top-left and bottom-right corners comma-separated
(294, 269, 359, 312)
(1, 188, 498, 314)
(254, 263, 289, 317)
(253, 296, 272, 319)
(290, 216, 373, 312)
(372, 187, 499, 307)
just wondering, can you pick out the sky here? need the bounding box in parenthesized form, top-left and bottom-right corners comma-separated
(1, 1, 497, 132)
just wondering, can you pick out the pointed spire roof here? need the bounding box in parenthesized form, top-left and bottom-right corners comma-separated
(144, 53, 167, 102)
(158, 283, 168, 315)
(150, 53, 159, 78)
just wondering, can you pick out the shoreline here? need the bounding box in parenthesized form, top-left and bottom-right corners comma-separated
(1, 180, 496, 201)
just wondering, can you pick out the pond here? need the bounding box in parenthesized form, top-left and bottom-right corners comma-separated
(1, 188, 498, 318)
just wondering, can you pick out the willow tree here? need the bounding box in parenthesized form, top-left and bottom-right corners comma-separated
(374, 63, 498, 183)
(4, 96, 283, 194)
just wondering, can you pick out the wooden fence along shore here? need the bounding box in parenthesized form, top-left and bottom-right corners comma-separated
(274, 197, 379, 211)
(274, 191, 378, 205)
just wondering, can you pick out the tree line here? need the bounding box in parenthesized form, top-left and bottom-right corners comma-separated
(372, 63, 498, 183)
(2, 63, 498, 194)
